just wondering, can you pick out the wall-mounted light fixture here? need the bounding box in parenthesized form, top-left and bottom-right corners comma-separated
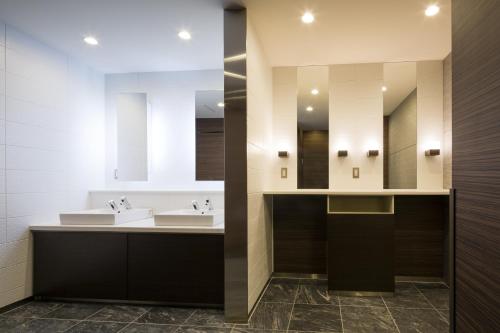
(367, 150, 379, 157)
(338, 150, 348, 157)
(425, 149, 441, 156)
(278, 151, 289, 158)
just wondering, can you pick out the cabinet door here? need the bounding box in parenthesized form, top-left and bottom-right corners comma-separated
(127, 233, 224, 306)
(34, 232, 127, 300)
(328, 214, 394, 293)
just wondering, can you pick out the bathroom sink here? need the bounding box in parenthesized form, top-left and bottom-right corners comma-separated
(60, 208, 153, 225)
(154, 209, 224, 226)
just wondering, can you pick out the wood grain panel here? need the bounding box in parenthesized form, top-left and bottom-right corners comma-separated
(453, 1, 500, 331)
(196, 118, 224, 181)
(394, 196, 448, 277)
(298, 130, 329, 189)
(273, 195, 327, 274)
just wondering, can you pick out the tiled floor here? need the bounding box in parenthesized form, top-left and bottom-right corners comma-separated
(0, 278, 450, 333)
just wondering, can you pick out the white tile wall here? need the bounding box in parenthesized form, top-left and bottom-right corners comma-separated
(0, 23, 106, 308)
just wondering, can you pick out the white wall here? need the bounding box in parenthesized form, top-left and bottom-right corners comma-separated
(417, 61, 444, 189)
(330, 64, 384, 189)
(0, 23, 105, 307)
(246, 19, 273, 313)
(105, 70, 223, 191)
(271, 67, 297, 190)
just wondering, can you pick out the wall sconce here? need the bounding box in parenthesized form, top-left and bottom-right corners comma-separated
(425, 149, 441, 156)
(278, 151, 289, 158)
(367, 150, 379, 157)
(338, 150, 348, 157)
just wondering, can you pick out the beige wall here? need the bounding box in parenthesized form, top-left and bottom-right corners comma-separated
(246, 19, 273, 313)
(330, 63, 384, 189)
(443, 54, 452, 189)
(417, 61, 444, 189)
(388, 89, 417, 189)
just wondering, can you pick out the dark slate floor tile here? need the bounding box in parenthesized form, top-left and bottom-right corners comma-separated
(261, 284, 298, 303)
(66, 320, 127, 333)
(42, 303, 105, 320)
(1, 301, 63, 318)
(120, 323, 180, 333)
(298, 279, 328, 286)
(89, 305, 150, 322)
(341, 306, 397, 333)
(231, 328, 286, 333)
(389, 308, 449, 333)
(185, 308, 233, 328)
(288, 304, 342, 332)
(295, 285, 338, 305)
(414, 283, 450, 309)
(136, 307, 195, 325)
(382, 283, 432, 309)
(339, 295, 385, 307)
(0, 317, 34, 332)
(176, 326, 232, 333)
(23, 318, 79, 332)
(247, 302, 293, 330)
(437, 309, 450, 323)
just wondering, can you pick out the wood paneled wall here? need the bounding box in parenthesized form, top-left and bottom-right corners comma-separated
(196, 118, 224, 181)
(453, 1, 500, 331)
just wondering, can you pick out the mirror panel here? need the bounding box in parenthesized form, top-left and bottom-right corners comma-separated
(195, 90, 225, 181)
(297, 66, 329, 189)
(383, 62, 417, 189)
(116, 93, 148, 181)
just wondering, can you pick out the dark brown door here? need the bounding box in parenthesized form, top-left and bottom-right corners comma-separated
(453, 1, 500, 331)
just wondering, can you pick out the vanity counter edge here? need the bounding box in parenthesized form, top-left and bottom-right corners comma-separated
(263, 189, 450, 196)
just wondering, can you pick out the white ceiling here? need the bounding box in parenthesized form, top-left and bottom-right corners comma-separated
(298, 66, 329, 130)
(383, 62, 417, 115)
(246, 0, 451, 67)
(195, 90, 224, 118)
(0, 0, 223, 73)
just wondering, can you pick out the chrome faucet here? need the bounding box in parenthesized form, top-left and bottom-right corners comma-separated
(107, 200, 120, 213)
(203, 198, 213, 211)
(192, 200, 200, 211)
(120, 196, 132, 210)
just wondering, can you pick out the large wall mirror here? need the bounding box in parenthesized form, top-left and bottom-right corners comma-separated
(297, 66, 329, 189)
(115, 93, 149, 181)
(195, 90, 224, 181)
(383, 62, 417, 189)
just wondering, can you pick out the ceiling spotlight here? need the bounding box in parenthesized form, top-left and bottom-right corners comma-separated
(381, 86, 388, 92)
(311, 88, 319, 95)
(83, 36, 98, 46)
(306, 106, 314, 112)
(178, 30, 192, 40)
(425, 4, 440, 17)
(301, 11, 315, 24)
(217, 102, 225, 108)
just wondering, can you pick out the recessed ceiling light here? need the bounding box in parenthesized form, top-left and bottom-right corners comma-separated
(301, 11, 315, 24)
(425, 4, 440, 17)
(311, 88, 319, 95)
(83, 36, 98, 46)
(306, 106, 314, 112)
(381, 86, 388, 92)
(217, 102, 225, 108)
(178, 30, 191, 40)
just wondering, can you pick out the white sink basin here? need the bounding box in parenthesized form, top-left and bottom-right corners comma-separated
(60, 208, 153, 225)
(155, 209, 224, 226)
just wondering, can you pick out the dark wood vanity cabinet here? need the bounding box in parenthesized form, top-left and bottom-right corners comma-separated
(33, 231, 224, 306)
(127, 233, 224, 306)
(327, 214, 394, 293)
(34, 232, 128, 300)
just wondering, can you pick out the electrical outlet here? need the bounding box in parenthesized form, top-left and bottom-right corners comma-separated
(281, 167, 288, 179)
(353, 167, 360, 178)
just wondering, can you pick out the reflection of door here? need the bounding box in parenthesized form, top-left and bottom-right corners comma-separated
(298, 129, 329, 189)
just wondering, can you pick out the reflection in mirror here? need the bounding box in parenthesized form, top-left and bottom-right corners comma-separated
(383, 62, 417, 189)
(297, 66, 329, 189)
(195, 90, 224, 181)
(116, 93, 148, 181)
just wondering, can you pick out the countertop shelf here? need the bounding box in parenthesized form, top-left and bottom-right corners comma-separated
(30, 218, 224, 234)
(263, 189, 450, 196)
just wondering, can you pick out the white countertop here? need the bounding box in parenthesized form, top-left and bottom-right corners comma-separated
(30, 218, 224, 234)
(263, 189, 450, 195)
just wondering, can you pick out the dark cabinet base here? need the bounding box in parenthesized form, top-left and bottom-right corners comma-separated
(33, 232, 224, 307)
(327, 214, 395, 293)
